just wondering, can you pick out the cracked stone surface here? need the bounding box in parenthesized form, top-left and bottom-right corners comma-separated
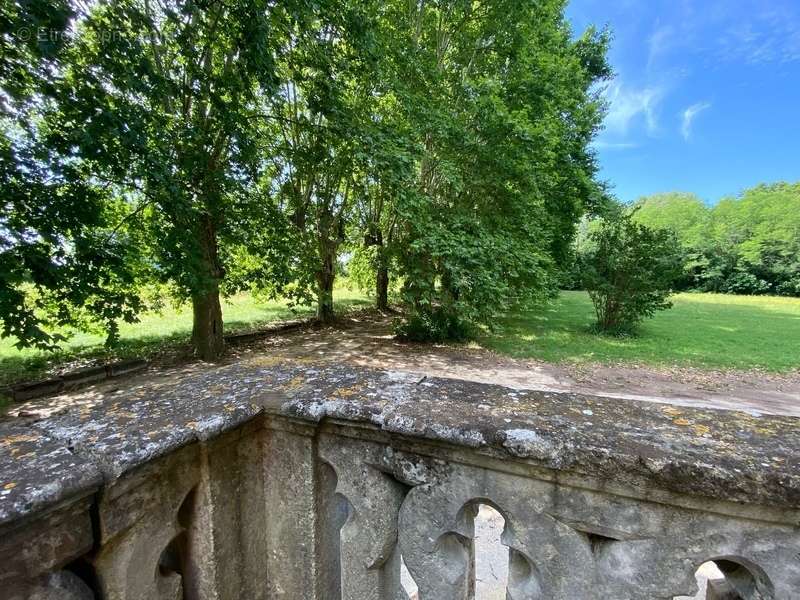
(1, 360, 799, 529)
(0, 423, 101, 526)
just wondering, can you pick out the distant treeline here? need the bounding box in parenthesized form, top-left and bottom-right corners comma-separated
(571, 183, 800, 297)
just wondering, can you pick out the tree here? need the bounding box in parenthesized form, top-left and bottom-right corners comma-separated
(350, 89, 415, 311)
(581, 211, 683, 335)
(391, 0, 611, 339)
(2, 0, 618, 356)
(718, 183, 800, 296)
(628, 184, 800, 296)
(48, 0, 293, 359)
(630, 192, 709, 248)
(266, 0, 385, 322)
(1, 0, 143, 350)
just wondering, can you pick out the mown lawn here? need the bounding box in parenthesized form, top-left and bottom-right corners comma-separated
(0, 288, 371, 387)
(479, 291, 800, 372)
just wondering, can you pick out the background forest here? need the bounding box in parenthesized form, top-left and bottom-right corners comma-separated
(2, 0, 798, 388)
(569, 183, 800, 298)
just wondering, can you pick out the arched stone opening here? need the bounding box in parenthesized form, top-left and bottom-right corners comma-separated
(156, 486, 198, 600)
(673, 557, 774, 600)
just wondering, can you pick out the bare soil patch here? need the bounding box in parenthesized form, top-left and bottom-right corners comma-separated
(231, 312, 800, 417)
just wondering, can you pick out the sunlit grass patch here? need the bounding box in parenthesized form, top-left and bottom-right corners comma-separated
(0, 287, 371, 387)
(479, 291, 800, 372)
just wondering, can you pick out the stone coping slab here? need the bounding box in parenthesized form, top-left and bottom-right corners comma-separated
(0, 423, 102, 526)
(1, 359, 798, 528)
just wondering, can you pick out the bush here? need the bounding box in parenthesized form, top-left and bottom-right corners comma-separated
(721, 271, 772, 296)
(776, 278, 800, 297)
(394, 306, 472, 343)
(581, 212, 684, 335)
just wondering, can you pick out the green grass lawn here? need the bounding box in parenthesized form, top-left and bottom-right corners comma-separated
(0, 288, 371, 387)
(479, 291, 800, 372)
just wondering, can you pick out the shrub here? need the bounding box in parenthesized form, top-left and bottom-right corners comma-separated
(776, 278, 800, 297)
(394, 306, 472, 343)
(721, 271, 772, 296)
(581, 212, 684, 335)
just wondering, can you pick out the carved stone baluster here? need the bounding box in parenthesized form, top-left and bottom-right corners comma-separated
(92, 445, 204, 600)
(496, 506, 594, 599)
(398, 460, 596, 600)
(319, 435, 408, 600)
(592, 515, 798, 598)
(397, 484, 478, 600)
(200, 421, 269, 600)
(262, 425, 323, 599)
(506, 547, 542, 600)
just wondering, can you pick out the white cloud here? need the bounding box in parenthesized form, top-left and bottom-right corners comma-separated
(715, 4, 800, 64)
(593, 141, 639, 151)
(647, 24, 674, 70)
(681, 101, 712, 140)
(603, 82, 664, 136)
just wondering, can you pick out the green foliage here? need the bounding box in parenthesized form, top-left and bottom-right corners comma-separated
(394, 306, 472, 343)
(625, 184, 800, 297)
(390, 0, 610, 340)
(345, 246, 378, 294)
(581, 211, 684, 335)
(265, 0, 387, 321)
(630, 192, 709, 248)
(29, 0, 300, 358)
(0, 0, 145, 350)
(2, 0, 610, 354)
(345, 244, 399, 300)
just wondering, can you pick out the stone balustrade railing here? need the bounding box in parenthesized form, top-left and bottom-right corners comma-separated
(1, 362, 798, 599)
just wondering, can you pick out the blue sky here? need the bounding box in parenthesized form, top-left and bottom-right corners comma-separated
(566, 0, 800, 204)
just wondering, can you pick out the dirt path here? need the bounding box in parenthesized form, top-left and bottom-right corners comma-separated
(230, 312, 800, 417)
(6, 312, 798, 419)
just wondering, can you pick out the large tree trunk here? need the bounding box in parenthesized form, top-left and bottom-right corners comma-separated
(192, 285, 224, 360)
(376, 262, 389, 311)
(316, 241, 336, 323)
(191, 214, 225, 360)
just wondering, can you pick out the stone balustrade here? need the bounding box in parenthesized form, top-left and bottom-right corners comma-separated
(1, 361, 798, 599)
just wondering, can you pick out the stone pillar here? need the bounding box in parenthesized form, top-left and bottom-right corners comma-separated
(92, 444, 205, 600)
(200, 421, 269, 600)
(262, 423, 323, 599)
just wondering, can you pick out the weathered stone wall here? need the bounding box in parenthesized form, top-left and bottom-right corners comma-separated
(1, 362, 798, 599)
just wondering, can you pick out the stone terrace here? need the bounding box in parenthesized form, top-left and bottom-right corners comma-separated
(1, 360, 799, 598)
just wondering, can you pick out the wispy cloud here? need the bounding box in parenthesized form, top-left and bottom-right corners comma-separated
(593, 141, 639, 151)
(603, 82, 665, 136)
(647, 24, 674, 69)
(681, 101, 711, 140)
(715, 4, 800, 64)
